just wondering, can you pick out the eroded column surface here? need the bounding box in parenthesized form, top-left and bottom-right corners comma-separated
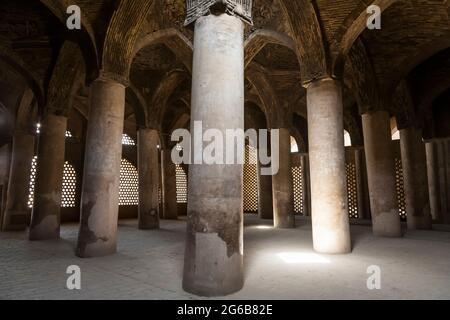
(426, 141, 443, 222)
(183, 14, 244, 296)
(29, 114, 67, 240)
(76, 78, 125, 258)
(258, 160, 273, 220)
(362, 111, 402, 237)
(355, 148, 370, 219)
(2, 131, 34, 231)
(272, 128, 295, 228)
(138, 128, 160, 229)
(400, 127, 432, 230)
(162, 149, 178, 220)
(307, 78, 351, 254)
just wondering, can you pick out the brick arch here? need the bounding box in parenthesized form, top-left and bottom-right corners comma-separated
(126, 84, 149, 129)
(102, 0, 154, 84)
(150, 69, 189, 130)
(0, 43, 44, 111)
(334, 0, 399, 77)
(15, 89, 37, 132)
(277, 0, 328, 85)
(39, 0, 98, 81)
(246, 63, 279, 129)
(132, 28, 193, 74)
(244, 29, 296, 69)
(46, 42, 85, 117)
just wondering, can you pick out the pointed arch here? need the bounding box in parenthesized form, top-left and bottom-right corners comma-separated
(102, 0, 154, 83)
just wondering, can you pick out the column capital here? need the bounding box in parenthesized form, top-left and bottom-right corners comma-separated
(185, 0, 253, 26)
(96, 70, 129, 88)
(302, 76, 340, 89)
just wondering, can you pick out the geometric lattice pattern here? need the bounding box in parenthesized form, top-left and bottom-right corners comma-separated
(395, 158, 407, 220)
(243, 145, 258, 213)
(119, 159, 139, 206)
(175, 165, 188, 204)
(346, 163, 359, 218)
(122, 134, 136, 146)
(28, 157, 78, 209)
(292, 166, 304, 215)
(61, 162, 77, 208)
(27, 156, 38, 208)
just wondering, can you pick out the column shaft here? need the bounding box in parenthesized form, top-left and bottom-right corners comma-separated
(426, 141, 442, 222)
(138, 129, 160, 229)
(162, 149, 178, 220)
(362, 111, 402, 237)
(29, 114, 67, 240)
(399, 127, 432, 230)
(355, 148, 370, 219)
(183, 14, 244, 296)
(272, 128, 295, 228)
(307, 78, 351, 254)
(76, 79, 125, 258)
(300, 154, 310, 216)
(258, 161, 273, 220)
(2, 131, 35, 231)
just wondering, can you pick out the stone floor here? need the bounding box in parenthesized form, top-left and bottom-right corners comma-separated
(1, 215, 450, 300)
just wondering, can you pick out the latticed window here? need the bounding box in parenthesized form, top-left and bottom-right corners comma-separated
(28, 158, 77, 209)
(122, 134, 136, 146)
(119, 159, 139, 206)
(292, 166, 304, 215)
(27, 156, 38, 208)
(346, 163, 358, 218)
(243, 144, 258, 213)
(61, 162, 77, 208)
(395, 158, 407, 219)
(65, 131, 73, 138)
(176, 165, 188, 204)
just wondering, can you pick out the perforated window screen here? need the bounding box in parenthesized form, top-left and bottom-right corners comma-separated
(346, 163, 359, 218)
(292, 166, 304, 214)
(28, 157, 77, 209)
(122, 134, 136, 146)
(176, 165, 188, 204)
(119, 159, 139, 206)
(61, 162, 76, 208)
(27, 156, 38, 208)
(395, 158, 407, 219)
(243, 145, 258, 213)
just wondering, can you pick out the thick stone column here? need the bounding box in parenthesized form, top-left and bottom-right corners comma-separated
(76, 78, 125, 258)
(354, 148, 370, 219)
(362, 110, 402, 237)
(2, 131, 35, 231)
(258, 161, 273, 220)
(29, 114, 67, 240)
(437, 141, 449, 222)
(307, 78, 351, 254)
(300, 154, 310, 217)
(161, 149, 178, 220)
(183, 13, 244, 296)
(272, 128, 295, 228)
(137, 128, 160, 229)
(426, 141, 443, 222)
(399, 127, 432, 230)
